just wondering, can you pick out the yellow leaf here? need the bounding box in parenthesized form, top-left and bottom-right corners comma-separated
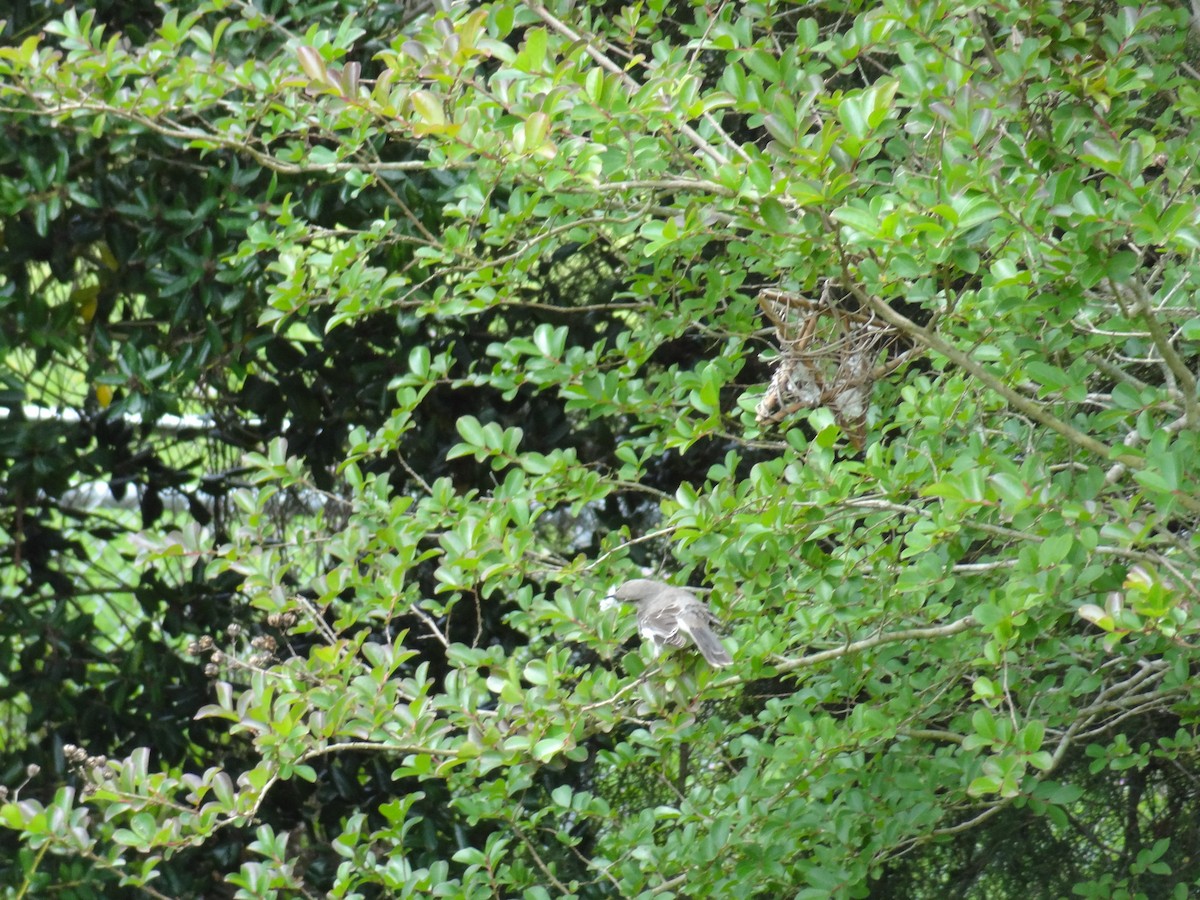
(97, 241, 119, 271)
(72, 284, 99, 324)
(410, 90, 446, 127)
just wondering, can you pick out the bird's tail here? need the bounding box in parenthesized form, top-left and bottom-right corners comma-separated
(689, 626, 732, 668)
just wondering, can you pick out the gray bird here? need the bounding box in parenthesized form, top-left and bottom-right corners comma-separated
(603, 579, 732, 668)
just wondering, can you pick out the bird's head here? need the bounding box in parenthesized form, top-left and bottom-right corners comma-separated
(600, 578, 662, 610)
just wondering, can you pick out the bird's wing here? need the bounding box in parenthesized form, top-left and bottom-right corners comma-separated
(675, 602, 733, 667)
(675, 601, 716, 631)
(636, 592, 693, 648)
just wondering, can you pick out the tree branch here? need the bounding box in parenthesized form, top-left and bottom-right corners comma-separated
(528, 3, 732, 168)
(836, 266, 1200, 515)
(1125, 275, 1200, 428)
(765, 616, 978, 677)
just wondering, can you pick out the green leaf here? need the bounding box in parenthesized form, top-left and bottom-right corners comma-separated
(955, 197, 1002, 231)
(516, 26, 548, 71)
(759, 197, 791, 231)
(1106, 250, 1139, 282)
(453, 846, 487, 865)
(1038, 532, 1073, 566)
(456, 415, 486, 446)
(532, 734, 569, 762)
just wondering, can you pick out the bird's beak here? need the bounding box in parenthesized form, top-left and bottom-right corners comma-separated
(599, 593, 618, 611)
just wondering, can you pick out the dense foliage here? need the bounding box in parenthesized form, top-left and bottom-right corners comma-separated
(4, 0, 1200, 896)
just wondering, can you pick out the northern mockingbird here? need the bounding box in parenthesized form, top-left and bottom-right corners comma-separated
(602, 579, 733, 668)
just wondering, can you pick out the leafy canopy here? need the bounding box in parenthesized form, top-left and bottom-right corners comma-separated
(3, 0, 1200, 897)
